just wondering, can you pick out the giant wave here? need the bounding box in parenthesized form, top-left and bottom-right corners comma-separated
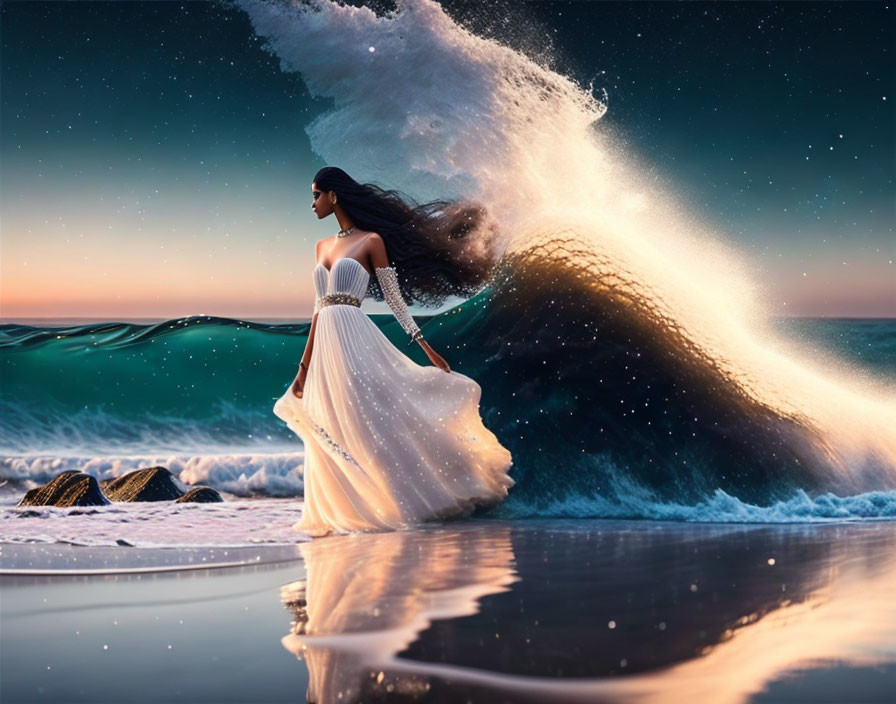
(3, 0, 895, 523)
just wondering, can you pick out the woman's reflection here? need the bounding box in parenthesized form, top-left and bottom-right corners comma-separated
(280, 522, 517, 703)
(280, 521, 896, 704)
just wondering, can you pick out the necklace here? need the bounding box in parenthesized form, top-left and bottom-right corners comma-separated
(336, 226, 356, 238)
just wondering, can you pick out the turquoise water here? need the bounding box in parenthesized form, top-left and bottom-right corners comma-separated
(1, 313, 894, 519)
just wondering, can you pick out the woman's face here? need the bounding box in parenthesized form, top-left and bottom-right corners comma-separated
(311, 182, 334, 220)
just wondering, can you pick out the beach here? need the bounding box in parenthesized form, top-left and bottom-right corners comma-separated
(2, 0, 894, 701)
(3, 518, 895, 703)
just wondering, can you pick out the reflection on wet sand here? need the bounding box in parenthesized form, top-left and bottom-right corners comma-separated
(279, 520, 896, 704)
(280, 523, 519, 702)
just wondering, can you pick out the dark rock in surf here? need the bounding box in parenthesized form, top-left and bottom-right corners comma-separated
(101, 466, 184, 502)
(175, 486, 223, 503)
(17, 470, 110, 507)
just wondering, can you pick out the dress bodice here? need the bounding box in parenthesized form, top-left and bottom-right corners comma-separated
(314, 258, 370, 300)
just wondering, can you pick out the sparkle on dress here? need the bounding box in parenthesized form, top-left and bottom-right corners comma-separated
(375, 266, 422, 341)
(314, 292, 362, 314)
(310, 418, 364, 471)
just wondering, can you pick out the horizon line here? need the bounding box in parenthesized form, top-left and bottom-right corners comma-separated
(2, 314, 895, 324)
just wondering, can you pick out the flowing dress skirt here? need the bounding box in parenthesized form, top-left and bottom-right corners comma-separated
(273, 304, 514, 535)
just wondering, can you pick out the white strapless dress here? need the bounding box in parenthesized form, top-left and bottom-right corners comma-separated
(273, 257, 514, 536)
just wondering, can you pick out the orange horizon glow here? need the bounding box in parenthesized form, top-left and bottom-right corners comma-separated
(2, 246, 893, 320)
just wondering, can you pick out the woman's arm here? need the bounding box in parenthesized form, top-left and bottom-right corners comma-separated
(367, 234, 450, 372)
(292, 241, 324, 396)
(291, 311, 318, 397)
(304, 240, 325, 363)
(300, 312, 318, 368)
(368, 234, 422, 343)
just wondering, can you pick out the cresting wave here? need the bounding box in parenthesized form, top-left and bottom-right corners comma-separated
(1, 0, 894, 528)
(0, 315, 894, 523)
(231, 0, 895, 506)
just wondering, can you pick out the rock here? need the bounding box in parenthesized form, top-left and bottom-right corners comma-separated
(175, 486, 224, 503)
(19, 488, 41, 505)
(102, 466, 184, 502)
(17, 471, 110, 507)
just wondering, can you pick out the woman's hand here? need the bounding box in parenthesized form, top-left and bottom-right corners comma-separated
(292, 366, 308, 398)
(421, 341, 451, 373)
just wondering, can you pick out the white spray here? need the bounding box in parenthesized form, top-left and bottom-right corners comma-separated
(237, 0, 895, 489)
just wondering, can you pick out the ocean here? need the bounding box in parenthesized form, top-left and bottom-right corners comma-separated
(1, 1, 894, 701)
(1, 312, 894, 547)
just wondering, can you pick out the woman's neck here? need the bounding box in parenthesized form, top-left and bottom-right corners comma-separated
(334, 205, 355, 233)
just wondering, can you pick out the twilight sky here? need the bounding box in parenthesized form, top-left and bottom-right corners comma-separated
(1, 0, 893, 320)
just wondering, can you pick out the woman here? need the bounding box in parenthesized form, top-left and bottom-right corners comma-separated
(273, 166, 514, 537)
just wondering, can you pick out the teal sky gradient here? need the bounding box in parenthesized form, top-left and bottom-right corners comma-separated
(1, 1, 893, 320)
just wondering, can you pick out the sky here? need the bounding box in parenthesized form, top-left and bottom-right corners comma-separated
(1, 0, 893, 320)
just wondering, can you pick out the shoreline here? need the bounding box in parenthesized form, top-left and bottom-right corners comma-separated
(3, 519, 895, 703)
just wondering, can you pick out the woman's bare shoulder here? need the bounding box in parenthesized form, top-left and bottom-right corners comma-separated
(363, 232, 389, 268)
(362, 231, 383, 246)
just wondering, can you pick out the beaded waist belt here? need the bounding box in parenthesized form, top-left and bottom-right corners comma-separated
(318, 293, 362, 309)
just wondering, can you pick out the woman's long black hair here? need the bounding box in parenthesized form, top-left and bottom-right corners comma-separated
(312, 166, 500, 307)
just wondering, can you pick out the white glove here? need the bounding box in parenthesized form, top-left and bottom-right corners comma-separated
(375, 266, 423, 343)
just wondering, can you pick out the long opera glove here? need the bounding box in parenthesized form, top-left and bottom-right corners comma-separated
(374, 266, 423, 344)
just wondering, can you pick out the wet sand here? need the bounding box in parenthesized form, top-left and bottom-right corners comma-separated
(2, 519, 895, 703)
